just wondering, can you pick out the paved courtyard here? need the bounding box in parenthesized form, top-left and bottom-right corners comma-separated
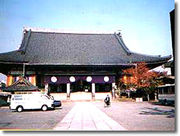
(54, 102, 126, 130)
(95, 101, 175, 131)
(0, 100, 175, 131)
(0, 101, 75, 130)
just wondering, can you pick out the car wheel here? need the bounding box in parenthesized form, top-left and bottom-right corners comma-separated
(16, 106, 23, 112)
(41, 105, 48, 111)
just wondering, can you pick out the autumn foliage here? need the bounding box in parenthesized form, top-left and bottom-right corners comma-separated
(121, 62, 160, 90)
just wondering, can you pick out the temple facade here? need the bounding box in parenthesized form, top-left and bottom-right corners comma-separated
(0, 28, 171, 100)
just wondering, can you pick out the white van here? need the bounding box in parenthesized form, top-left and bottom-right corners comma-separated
(10, 93, 54, 112)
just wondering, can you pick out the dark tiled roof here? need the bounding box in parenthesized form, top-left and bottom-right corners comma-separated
(0, 29, 171, 65)
(2, 77, 38, 92)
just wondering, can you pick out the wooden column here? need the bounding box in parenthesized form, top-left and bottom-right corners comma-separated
(155, 91, 158, 101)
(112, 82, 116, 98)
(6, 75, 13, 86)
(92, 83, 95, 98)
(29, 75, 36, 86)
(45, 83, 49, 94)
(67, 83, 70, 97)
(16, 76, 20, 82)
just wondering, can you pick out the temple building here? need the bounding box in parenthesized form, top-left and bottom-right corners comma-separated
(2, 76, 39, 94)
(0, 28, 171, 100)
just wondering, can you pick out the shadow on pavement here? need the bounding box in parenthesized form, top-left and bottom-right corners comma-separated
(151, 101, 175, 107)
(139, 107, 175, 118)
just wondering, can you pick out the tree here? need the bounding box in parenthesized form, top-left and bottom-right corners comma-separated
(120, 62, 162, 100)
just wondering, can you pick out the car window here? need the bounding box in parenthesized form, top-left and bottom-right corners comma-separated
(42, 95, 50, 100)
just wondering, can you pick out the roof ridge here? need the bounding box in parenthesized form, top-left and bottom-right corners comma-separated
(23, 27, 114, 34)
(31, 31, 114, 35)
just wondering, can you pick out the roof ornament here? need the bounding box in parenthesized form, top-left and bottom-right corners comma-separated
(114, 31, 131, 56)
(116, 30, 122, 37)
(23, 30, 27, 33)
(21, 29, 31, 54)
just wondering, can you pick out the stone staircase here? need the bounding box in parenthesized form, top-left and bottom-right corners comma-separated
(70, 92, 92, 100)
(51, 92, 112, 101)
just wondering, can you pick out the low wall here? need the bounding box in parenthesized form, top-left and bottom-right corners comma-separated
(70, 92, 92, 100)
(95, 92, 112, 100)
(50, 92, 112, 101)
(50, 93, 67, 100)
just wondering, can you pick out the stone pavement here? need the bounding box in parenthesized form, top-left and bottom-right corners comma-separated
(53, 102, 126, 131)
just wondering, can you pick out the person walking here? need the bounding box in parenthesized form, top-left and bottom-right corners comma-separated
(104, 94, 111, 107)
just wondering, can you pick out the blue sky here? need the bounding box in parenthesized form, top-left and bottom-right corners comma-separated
(0, 0, 174, 55)
(0, 0, 175, 81)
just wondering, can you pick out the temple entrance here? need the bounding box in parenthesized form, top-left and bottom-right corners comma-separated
(94, 83, 112, 100)
(70, 79, 92, 100)
(49, 84, 66, 93)
(95, 83, 112, 92)
(71, 79, 91, 92)
(49, 84, 67, 100)
(44, 75, 116, 100)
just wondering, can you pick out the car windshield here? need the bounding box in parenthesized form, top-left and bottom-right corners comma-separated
(42, 95, 50, 100)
